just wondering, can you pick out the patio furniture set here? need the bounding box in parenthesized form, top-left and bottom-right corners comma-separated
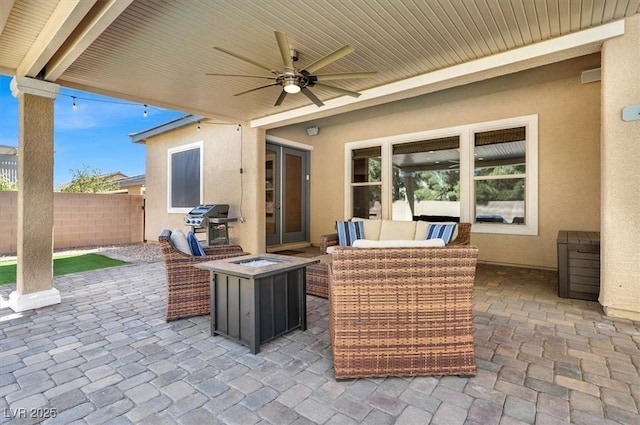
(158, 218, 478, 379)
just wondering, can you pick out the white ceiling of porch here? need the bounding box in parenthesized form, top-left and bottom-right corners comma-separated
(1, 0, 638, 128)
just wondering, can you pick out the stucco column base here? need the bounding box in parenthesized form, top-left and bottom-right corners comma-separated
(602, 306, 640, 322)
(8, 288, 61, 313)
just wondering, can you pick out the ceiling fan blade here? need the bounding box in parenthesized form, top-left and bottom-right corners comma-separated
(206, 73, 276, 80)
(302, 45, 354, 74)
(214, 47, 278, 74)
(274, 90, 287, 106)
(313, 82, 361, 98)
(274, 31, 294, 70)
(234, 82, 280, 96)
(301, 87, 324, 107)
(314, 72, 377, 81)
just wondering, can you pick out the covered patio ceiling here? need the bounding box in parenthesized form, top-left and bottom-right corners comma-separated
(1, 0, 638, 128)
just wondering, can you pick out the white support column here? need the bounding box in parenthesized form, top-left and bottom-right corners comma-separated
(8, 76, 61, 312)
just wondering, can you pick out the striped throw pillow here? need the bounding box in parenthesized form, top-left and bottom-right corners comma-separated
(426, 223, 456, 244)
(336, 221, 365, 246)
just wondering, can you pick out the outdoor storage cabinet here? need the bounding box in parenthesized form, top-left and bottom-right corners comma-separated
(557, 230, 600, 301)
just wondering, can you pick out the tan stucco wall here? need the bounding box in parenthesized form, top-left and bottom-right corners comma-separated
(599, 14, 640, 320)
(144, 122, 265, 255)
(271, 54, 603, 270)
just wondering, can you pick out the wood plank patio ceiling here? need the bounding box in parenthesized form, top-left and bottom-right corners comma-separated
(1, 0, 638, 127)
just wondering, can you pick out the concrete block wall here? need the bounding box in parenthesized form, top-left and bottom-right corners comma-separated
(0, 192, 144, 254)
(0, 191, 18, 254)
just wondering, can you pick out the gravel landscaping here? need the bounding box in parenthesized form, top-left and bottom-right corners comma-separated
(0, 243, 163, 263)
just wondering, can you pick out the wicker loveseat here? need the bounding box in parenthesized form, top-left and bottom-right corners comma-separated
(329, 245, 479, 378)
(307, 220, 471, 298)
(159, 229, 247, 321)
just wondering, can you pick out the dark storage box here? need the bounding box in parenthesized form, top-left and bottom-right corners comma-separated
(557, 230, 600, 301)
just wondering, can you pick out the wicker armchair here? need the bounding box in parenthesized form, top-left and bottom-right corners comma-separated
(159, 229, 247, 321)
(306, 222, 472, 299)
(329, 245, 479, 378)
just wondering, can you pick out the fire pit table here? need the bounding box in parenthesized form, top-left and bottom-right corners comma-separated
(195, 253, 319, 354)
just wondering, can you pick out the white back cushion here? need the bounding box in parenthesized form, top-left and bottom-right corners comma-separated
(379, 220, 416, 240)
(351, 217, 382, 240)
(170, 229, 192, 255)
(414, 221, 430, 240)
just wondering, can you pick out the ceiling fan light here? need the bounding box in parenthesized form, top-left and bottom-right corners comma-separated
(283, 79, 301, 94)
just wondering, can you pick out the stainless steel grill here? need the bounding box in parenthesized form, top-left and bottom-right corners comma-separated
(184, 204, 236, 246)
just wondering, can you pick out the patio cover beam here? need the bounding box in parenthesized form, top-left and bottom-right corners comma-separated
(45, 0, 134, 81)
(16, 0, 96, 78)
(0, 0, 16, 36)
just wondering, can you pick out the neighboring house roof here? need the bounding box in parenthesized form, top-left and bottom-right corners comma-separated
(115, 174, 145, 188)
(100, 172, 128, 181)
(129, 114, 203, 144)
(0, 145, 18, 156)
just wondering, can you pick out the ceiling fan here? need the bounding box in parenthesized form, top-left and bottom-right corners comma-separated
(207, 31, 376, 107)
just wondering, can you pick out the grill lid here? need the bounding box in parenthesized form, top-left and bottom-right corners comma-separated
(186, 204, 229, 218)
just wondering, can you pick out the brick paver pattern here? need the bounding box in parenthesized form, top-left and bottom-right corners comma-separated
(1, 259, 639, 424)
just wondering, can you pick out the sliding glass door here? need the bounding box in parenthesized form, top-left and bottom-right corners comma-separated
(266, 143, 309, 246)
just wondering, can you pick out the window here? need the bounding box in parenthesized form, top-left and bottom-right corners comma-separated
(473, 127, 526, 225)
(391, 136, 460, 221)
(350, 146, 382, 219)
(167, 142, 203, 212)
(345, 115, 538, 235)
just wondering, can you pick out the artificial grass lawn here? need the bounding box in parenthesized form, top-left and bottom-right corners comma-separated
(0, 253, 129, 285)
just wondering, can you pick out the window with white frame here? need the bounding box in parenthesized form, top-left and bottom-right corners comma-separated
(167, 141, 203, 212)
(391, 135, 461, 222)
(345, 115, 538, 235)
(350, 146, 382, 219)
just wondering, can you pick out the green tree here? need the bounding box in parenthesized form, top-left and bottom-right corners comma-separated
(474, 165, 525, 204)
(58, 166, 120, 193)
(0, 174, 17, 191)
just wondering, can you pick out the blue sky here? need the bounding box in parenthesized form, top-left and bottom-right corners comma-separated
(0, 74, 186, 188)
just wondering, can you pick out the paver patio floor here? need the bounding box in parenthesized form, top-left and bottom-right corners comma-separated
(1, 257, 638, 424)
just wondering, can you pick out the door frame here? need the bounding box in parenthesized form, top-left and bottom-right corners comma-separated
(265, 138, 311, 246)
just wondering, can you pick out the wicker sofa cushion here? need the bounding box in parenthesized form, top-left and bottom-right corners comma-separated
(170, 229, 192, 255)
(352, 238, 445, 248)
(379, 220, 417, 240)
(351, 218, 382, 239)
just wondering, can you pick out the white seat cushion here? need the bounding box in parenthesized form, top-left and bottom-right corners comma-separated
(352, 239, 445, 248)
